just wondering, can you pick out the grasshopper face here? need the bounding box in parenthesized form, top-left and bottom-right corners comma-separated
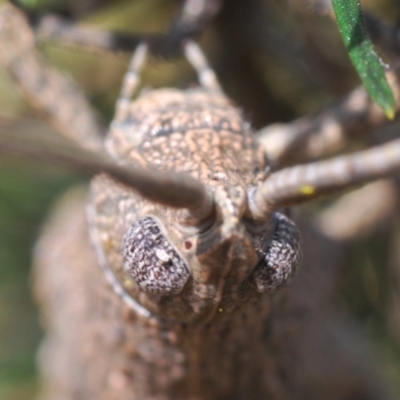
(88, 89, 301, 323)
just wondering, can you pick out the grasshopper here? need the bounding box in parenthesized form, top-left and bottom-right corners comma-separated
(0, 2, 399, 399)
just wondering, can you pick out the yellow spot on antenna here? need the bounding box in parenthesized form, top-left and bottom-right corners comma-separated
(218, 308, 224, 313)
(124, 278, 132, 287)
(386, 108, 396, 121)
(300, 185, 315, 195)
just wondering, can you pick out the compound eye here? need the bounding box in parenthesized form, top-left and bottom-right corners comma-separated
(122, 216, 190, 296)
(252, 213, 302, 292)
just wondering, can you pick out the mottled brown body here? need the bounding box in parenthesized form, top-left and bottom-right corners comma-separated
(35, 190, 282, 400)
(34, 90, 290, 399)
(36, 191, 275, 400)
(90, 88, 281, 323)
(35, 188, 395, 400)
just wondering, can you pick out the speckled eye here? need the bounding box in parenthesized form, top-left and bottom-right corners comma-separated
(252, 213, 302, 292)
(122, 216, 190, 295)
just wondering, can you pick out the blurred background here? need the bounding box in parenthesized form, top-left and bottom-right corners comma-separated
(0, 0, 400, 398)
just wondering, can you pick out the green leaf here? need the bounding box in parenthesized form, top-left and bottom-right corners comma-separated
(332, 0, 396, 119)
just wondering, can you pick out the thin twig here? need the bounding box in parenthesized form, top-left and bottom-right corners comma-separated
(257, 70, 400, 167)
(35, 14, 147, 54)
(248, 137, 400, 219)
(20, 0, 222, 59)
(0, 4, 106, 152)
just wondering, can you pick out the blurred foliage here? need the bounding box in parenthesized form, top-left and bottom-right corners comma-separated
(0, 160, 80, 400)
(0, 0, 400, 399)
